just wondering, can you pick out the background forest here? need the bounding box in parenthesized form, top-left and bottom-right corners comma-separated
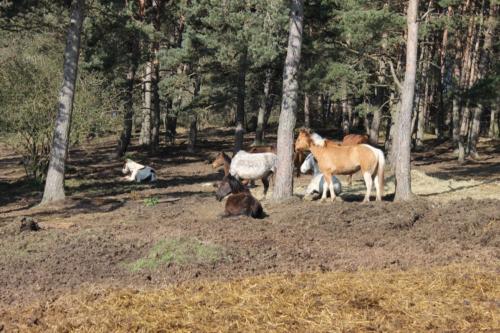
(0, 0, 498, 188)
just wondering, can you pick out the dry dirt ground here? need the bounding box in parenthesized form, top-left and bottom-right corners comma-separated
(0, 128, 499, 331)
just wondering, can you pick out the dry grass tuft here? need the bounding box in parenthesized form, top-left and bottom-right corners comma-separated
(9, 265, 499, 332)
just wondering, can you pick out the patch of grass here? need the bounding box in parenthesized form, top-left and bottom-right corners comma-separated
(143, 196, 159, 207)
(127, 238, 223, 272)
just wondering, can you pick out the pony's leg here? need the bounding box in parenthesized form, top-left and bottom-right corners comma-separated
(328, 177, 337, 202)
(129, 169, 138, 181)
(362, 172, 373, 202)
(348, 175, 352, 186)
(261, 177, 269, 198)
(320, 175, 330, 202)
(374, 175, 381, 201)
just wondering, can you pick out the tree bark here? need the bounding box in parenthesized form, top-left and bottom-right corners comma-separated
(273, 0, 303, 200)
(187, 114, 197, 153)
(304, 93, 311, 128)
(139, 61, 152, 146)
(436, 7, 451, 138)
(394, 0, 418, 201)
(115, 35, 139, 158)
(342, 97, 350, 135)
(490, 101, 499, 138)
(234, 50, 247, 153)
(254, 68, 272, 145)
(150, 52, 160, 153)
(41, 0, 85, 204)
(468, 3, 496, 156)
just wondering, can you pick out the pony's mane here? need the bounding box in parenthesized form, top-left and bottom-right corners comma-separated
(310, 133, 326, 147)
(222, 152, 232, 163)
(225, 175, 247, 193)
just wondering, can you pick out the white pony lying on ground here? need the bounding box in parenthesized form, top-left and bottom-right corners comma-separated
(122, 159, 157, 183)
(300, 153, 342, 200)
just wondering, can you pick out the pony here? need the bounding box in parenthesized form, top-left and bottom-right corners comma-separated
(122, 159, 157, 182)
(212, 151, 276, 196)
(212, 151, 232, 177)
(249, 145, 305, 177)
(342, 134, 369, 145)
(248, 145, 276, 154)
(215, 175, 265, 219)
(295, 129, 385, 202)
(300, 153, 342, 200)
(342, 134, 370, 185)
(229, 150, 276, 196)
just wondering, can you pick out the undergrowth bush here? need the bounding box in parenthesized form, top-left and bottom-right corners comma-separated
(0, 34, 121, 181)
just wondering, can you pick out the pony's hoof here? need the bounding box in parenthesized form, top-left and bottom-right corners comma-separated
(320, 198, 328, 203)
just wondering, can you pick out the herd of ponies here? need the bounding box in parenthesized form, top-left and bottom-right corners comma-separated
(122, 129, 386, 219)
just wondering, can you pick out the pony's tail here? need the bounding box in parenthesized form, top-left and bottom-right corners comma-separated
(376, 149, 385, 199)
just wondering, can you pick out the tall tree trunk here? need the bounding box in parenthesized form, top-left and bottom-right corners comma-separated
(468, 106, 483, 159)
(394, 0, 418, 201)
(115, 35, 139, 158)
(459, 10, 482, 163)
(139, 61, 152, 146)
(370, 63, 385, 145)
(150, 52, 160, 153)
(41, 0, 85, 204)
(150, 0, 162, 153)
(342, 96, 350, 135)
(187, 114, 197, 153)
(164, 98, 176, 144)
(304, 93, 311, 128)
(469, 3, 496, 155)
(254, 68, 272, 145)
(490, 102, 499, 138)
(234, 50, 247, 153)
(273, 0, 303, 200)
(436, 7, 451, 138)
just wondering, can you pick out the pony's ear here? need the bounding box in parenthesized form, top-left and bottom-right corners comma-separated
(298, 127, 310, 135)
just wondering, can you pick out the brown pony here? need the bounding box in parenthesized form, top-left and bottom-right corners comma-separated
(212, 151, 232, 176)
(342, 134, 369, 185)
(215, 175, 264, 219)
(342, 134, 369, 145)
(295, 129, 385, 202)
(248, 145, 276, 154)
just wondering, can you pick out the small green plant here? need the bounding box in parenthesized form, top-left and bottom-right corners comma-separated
(143, 197, 159, 207)
(127, 238, 223, 272)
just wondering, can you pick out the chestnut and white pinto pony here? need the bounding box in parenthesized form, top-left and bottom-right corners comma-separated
(295, 129, 385, 202)
(300, 153, 342, 200)
(229, 150, 277, 197)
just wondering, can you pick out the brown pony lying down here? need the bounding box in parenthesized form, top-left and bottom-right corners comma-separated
(215, 175, 265, 219)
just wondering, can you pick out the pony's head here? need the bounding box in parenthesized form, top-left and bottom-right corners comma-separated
(295, 128, 313, 151)
(122, 159, 132, 175)
(300, 153, 316, 174)
(215, 174, 247, 201)
(212, 152, 230, 169)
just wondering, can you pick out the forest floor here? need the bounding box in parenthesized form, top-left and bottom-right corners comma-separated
(0, 128, 499, 332)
